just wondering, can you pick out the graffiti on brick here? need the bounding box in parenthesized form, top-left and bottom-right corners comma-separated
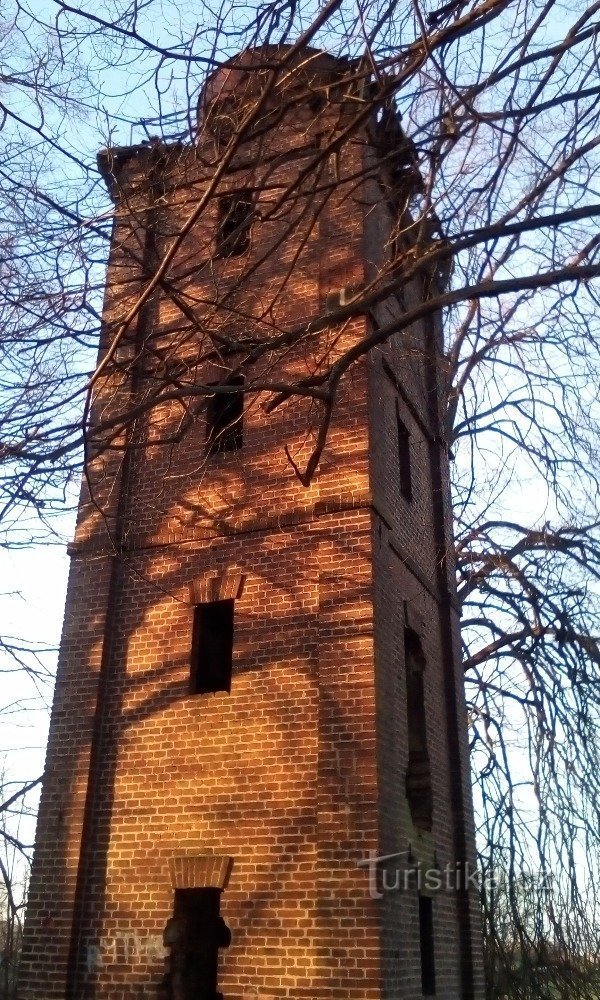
(86, 933, 166, 972)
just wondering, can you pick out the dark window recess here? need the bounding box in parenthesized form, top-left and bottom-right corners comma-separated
(308, 92, 326, 113)
(206, 98, 239, 145)
(161, 888, 231, 1000)
(206, 376, 244, 454)
(396, 403, 412, 501)
(418, 895, 436, 995)
(404, 628, 433, 831)
(216, 193, 253, 257)
(190, 599, 234, 695)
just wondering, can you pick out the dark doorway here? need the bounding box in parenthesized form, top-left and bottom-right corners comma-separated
(162, 888, 230, 1000)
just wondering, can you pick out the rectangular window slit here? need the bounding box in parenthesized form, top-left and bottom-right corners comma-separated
(396, 402, 412, 502)
(404, 628, 433, 832)
(190, 599, 234, 695)
(206, 376, 244, 454)
(419, 894, 436, 995)
(216, 193, 253, 257)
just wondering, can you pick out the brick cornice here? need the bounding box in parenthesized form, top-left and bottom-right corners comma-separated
(64, 496, 459, 614)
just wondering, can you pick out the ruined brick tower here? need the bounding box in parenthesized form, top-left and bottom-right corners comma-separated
(20, 46, 482, 1000)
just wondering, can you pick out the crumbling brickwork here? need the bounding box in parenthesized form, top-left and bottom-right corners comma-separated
(19, 44, 482, 1000)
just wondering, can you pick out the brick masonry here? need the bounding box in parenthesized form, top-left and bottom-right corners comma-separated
(19, 45, 483, 1000)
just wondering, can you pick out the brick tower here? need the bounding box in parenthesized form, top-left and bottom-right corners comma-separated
(19, 45, 482, 1000)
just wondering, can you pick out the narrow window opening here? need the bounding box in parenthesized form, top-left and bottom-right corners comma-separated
(418, 894, 436, 995)
(396, 403, 412, 501)
(216, 193, 253, 257)
(206, 376, 244, 454)
(161, 888, 231, 1000)
(404, 628, 433, 831)
(206, 98, 239, 145)
(190, 599, 234, 695)
(308, 91, 326, 113)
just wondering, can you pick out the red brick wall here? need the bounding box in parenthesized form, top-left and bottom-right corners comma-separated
(19, 47, 482, 1000)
